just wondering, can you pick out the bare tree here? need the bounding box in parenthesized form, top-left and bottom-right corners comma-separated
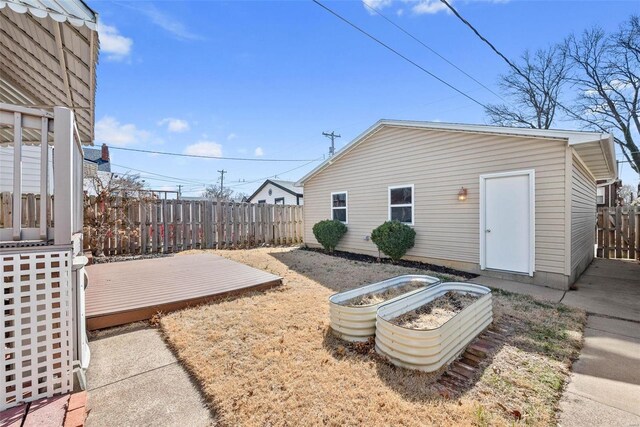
(565, 16, 640, 173)
(485, 46, 569, 129)
(202, 184, 235, 201)
(84, 173, 150, 256)
(618, 184, 636, 204)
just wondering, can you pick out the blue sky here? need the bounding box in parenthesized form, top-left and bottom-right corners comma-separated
(90, 0, 639, 197)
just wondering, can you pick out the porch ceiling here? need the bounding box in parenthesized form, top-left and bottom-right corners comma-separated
(0, 0, 98, 146)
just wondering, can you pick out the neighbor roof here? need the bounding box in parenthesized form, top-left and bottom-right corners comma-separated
(248, 179, 303, 201)
(297, 119, 617, 184)
(0, 0, 99, 145)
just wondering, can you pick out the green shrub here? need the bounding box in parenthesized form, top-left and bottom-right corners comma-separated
(371, 220, 416, 262)
(312, 220, 348, 252)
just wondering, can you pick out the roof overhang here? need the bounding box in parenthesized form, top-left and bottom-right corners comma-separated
(296, 119, 617, 185)
(0, 0, 99, 146)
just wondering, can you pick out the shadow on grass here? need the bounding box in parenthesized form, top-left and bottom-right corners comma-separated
(269, 249, 460, 295)
(319, 322, 508, 401)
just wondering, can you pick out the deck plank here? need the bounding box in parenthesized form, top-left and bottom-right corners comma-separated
(85, 254, 281, 330)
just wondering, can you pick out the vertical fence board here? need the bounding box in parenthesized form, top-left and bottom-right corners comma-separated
(82, 197, 304, 255)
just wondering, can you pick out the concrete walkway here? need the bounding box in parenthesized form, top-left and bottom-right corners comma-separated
(476, 258, 640, 427)
(85, 323, 215, 427)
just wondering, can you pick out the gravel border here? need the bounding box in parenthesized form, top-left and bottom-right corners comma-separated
(91, 253, 174, 264)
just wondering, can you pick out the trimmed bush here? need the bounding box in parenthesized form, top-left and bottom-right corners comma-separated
(371, 220, 416, 262)
(312, 220, 348, 252)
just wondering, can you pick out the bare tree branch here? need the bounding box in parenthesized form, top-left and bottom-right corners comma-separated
(485, 46, 568, 129)
(566, 15, 640, 173)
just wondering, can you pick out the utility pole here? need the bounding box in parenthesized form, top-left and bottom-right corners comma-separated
(177, 184, 182, 199)
(323, 131, 341, 156)
(217, 169, 227, 194)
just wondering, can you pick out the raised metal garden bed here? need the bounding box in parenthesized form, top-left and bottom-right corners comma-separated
(329, 275, 441, 342)
(375, 282, 492, 372)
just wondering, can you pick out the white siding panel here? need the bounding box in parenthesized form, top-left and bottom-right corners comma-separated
(303, 126, 567, 275)
(570, 153, 596, 277)
(0, 145, 53, 194)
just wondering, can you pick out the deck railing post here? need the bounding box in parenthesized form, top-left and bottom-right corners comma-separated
(53, 107, 74, 245)
(12, 112, 22, 240)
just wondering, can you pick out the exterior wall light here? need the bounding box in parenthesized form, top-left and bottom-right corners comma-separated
(458, 187, 468, 201)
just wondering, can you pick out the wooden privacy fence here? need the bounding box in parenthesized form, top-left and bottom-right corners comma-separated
(597, 206, 640, 260)
(0, 193, 54, 230)
(84, 197, 304, 255)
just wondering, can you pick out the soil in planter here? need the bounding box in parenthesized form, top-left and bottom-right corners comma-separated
(341, 281, 426, 306)
(390, 291, 479, 330)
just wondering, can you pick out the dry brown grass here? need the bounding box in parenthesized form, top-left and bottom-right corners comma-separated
(162, 248, 585, 426)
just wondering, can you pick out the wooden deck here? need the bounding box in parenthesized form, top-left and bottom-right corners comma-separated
(85, 254, 282, 330)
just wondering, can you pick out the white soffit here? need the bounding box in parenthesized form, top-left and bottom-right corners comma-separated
(0, 0, 98, 145)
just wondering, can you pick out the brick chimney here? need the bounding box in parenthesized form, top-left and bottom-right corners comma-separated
(101, 143, 109, 162)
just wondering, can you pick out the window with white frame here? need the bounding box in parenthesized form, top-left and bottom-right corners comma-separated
(389, 185, 414, 225)
(596, 187, 605, 205)
(331, 192, 348, 223)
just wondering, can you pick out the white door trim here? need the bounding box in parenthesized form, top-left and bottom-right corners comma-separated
(480, 169, 535, 276)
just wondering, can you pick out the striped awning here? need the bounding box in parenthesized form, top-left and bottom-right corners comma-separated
(0, 0, 99, 145)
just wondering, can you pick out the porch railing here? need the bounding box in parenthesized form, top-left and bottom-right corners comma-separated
(0, 104, 83, 248)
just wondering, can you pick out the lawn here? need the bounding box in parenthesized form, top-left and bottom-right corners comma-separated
(161, 247, 585, 426)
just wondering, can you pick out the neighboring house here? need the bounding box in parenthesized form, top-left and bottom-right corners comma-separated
(0, 0, 99, 410)
(596, 179, 622, 207)
(297, 120, 616, 290)
(247, 179, 304, 205)
(83, 145, 113, 194)
(84, 143, 111, 173)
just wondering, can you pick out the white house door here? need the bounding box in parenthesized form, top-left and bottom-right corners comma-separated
(481, 170, 534, 275)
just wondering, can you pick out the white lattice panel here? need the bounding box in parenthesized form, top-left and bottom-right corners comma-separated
(1, 249, 73, 410)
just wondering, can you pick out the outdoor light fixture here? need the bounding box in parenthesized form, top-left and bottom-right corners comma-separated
(458, 187, 468, 201)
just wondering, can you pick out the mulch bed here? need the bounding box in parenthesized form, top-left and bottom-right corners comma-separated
(302, 247, 477, 279)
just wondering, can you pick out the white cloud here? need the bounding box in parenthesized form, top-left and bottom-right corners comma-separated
(362, 0, 394, 14)
(158, 118, 190, 133)
(136, 4, 203, 41)
(98, 23, 133, 61)
(227, 133, 238, 141)
(411, 0, 449, 15)
(184, 141, 223, 158)
(95, 116, 151, 146)
(254, 147, 264, 157)
(363, 0, 507, 16)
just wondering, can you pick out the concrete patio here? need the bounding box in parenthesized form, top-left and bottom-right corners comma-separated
(85, 323, 215, 427)
(477, 258, 640, 427)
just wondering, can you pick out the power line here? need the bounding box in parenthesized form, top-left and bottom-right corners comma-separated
(110, 162, 211, 185)
(438, 0, 523, 77)
(436, 0, 582, 122)
(227, 157, 324, 189)
(363, 2, 504, 101)
(109, 146, 318, 162)
(312, 0, 488, 109)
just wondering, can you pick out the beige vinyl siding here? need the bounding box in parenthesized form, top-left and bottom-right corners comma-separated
(570, 152, 596, 279)
(304, 126, 567, 275)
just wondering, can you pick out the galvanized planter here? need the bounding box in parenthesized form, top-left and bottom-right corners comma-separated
(375, 282, 492, 372)
(329, 275, 441, 342)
